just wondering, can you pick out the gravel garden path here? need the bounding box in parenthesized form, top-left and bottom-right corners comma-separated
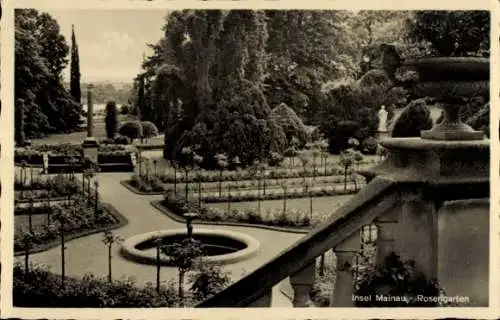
(20, 172, 311, 307)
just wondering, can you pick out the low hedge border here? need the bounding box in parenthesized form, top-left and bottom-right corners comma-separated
(201, 187, 358, 203)
(14, 203, 129, 256)
(120, 180, 164, 195)
(15, 196, 68, 204)
(136, 143, 164, 150)
(151, 200, 309, 235)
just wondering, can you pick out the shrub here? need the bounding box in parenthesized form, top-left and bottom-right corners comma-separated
(355, 253, 444, 307)
(466, 102, 489, 138)
(188, 263, 232, 302)
(141, 121, 159, 139)
(119, 121, 143, 142)
(114, 135, 129, 145)
(360, 137, 379, 155)
(13, 264, 177, 307)
(391, 99, 433, 138)
(120, 104, 130, 115)
(270, 103, 309, 147)
(105, 101, 119, 139)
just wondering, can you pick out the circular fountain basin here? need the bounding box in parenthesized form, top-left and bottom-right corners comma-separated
(120, 228, 260, 266)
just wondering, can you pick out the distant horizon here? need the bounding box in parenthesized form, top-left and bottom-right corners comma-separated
(42, 9, 168, 83)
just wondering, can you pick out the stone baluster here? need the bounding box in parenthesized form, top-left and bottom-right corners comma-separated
(290, 261, 316, 307)
(330, 231, 361, 307)
(374, 210, 398, 265)
(394, 192, 437, 279)
(247, 289, 272, 307)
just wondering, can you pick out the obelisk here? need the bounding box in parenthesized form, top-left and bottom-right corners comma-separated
(82, 83, 99, 166)
(86, 83, 94, 137)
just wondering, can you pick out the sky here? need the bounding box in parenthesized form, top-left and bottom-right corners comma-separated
(45, 9, 168, 84)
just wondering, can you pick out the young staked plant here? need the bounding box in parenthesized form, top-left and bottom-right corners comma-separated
(52, 206, 72, 288)
(215, 153, 228, 197)
(162, 238, 204, 306)
(18, 228, 35, 279)
(101, 231, 124, 283)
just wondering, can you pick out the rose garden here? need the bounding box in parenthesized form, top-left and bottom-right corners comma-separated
(12, 9, 490, 308)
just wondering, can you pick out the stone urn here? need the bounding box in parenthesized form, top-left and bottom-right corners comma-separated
(401, 56, 489, 140)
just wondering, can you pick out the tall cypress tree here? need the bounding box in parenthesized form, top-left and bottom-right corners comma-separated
(70, 24, 81, 103)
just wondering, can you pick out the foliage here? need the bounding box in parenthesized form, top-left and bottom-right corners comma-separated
(15, 9, 83, 138)
(15, 98, 26, 146)
(14, 195, 118, 252)
(466, 102, 489, 138)
(114, 135, 130, 145)
(104, 101, 119, 139)
(319, 79, 399, 153)
(355, 253, 443, 307)
(188, 263, 232, 301)
(406, 11, 490, 57)
(391, 99, 433, 138)
(120, 104, 130, 115)
(119, 121, 143, 141)
(129, 174, 164, 193)
(141, 121, 159, 139)
(70, 25, 81, 103)
(270, 103, 309, 147)
(13, 264, 178, 307)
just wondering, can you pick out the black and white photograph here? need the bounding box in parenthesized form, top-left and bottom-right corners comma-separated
(1, 0, 493, 316)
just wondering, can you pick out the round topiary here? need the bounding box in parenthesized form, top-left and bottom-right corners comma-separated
(114, 135, 130, 145)
(120, 104, 130, 115)
(119, 121, 143, 142)
(391, 99, 433, 138)
(141, 121, 159, 139)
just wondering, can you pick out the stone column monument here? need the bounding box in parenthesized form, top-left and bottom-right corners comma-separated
(377, 105, 389, 140)
(82, 84, 99, 166)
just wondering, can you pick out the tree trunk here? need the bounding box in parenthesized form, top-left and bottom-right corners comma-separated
(24, 246, 29, 279)
(227, 185, 231, 214)
(218, 170, 223, 197)
(283, 189, 287, 214)
(156, 242, 161, 293)
(344, 167, 348, 192)
(61, 226, 66, 288)
(178, 271, 185, 306)
(173, 166, 177, 196)
(184, 170, 189, 200)
(198, 179, 202, 207)
(108, 245, 112, 282)
(310, 195, 313, 220)
(82, 175, 85, 195)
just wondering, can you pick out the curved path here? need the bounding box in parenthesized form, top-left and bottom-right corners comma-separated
(22, 172, 305, 307)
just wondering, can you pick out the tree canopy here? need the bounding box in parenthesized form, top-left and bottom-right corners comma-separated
(15, 9, 83, 138)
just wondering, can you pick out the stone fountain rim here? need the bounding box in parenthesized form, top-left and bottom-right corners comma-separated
(120, 228, 261, 266)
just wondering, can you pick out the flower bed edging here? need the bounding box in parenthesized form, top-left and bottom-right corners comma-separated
(14, 203, 129, 256)
(150, 201, 309, 235)
(120, 180, 164, 195)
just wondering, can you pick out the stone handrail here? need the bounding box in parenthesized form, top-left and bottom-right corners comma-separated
(196, 176, 400, 307)
(196, 173, 488, 307)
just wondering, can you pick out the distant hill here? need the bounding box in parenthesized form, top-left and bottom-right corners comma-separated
(63, 81, 133, 105)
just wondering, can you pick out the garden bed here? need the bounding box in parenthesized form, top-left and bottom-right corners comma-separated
(14, 200, 128, 256)
(155, 192, 337, 230)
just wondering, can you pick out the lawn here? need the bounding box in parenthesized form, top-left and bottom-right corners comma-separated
(208, 194, 353, 214)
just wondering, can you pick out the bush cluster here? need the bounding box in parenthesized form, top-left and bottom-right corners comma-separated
(13, 264, 178, 307)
